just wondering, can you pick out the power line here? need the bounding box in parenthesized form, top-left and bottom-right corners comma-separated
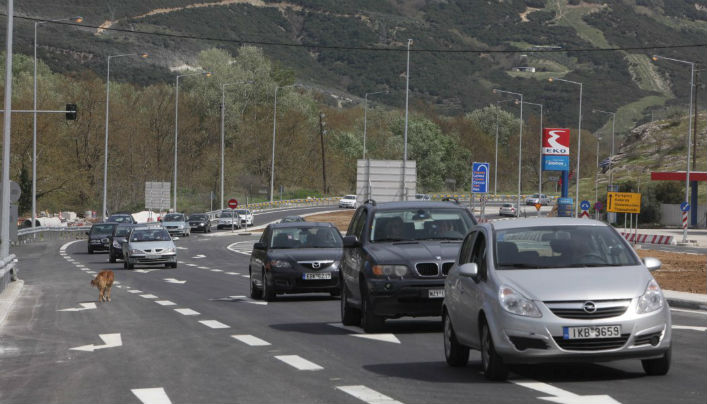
(6, 14, 707, 55)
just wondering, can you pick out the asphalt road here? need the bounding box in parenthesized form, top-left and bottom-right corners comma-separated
(1, 206, 706, 404)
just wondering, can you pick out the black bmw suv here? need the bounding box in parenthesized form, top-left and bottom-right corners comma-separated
(340, 200, 477, 332)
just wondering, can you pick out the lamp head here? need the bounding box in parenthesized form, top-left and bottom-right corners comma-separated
(492, 89, 497, 94)
(651, 55, 658, 61)
(74, 16, 83, 23)
(548, 77, 554, 83)
(139, 53, 149, 59)
(205, 72, 212, 77)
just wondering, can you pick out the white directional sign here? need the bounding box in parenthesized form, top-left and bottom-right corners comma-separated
(57, 302, 97, 312)
(145, 182, 171, 211)
(70, 333, 122, 352)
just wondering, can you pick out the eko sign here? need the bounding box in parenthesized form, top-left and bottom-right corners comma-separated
(542, 128, 570, 171)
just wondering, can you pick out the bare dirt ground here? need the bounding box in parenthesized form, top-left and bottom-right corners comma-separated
(306, 210, 705, 293)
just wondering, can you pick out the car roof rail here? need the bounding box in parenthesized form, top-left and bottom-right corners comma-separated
(441, 197, 459, 204)
(364, 199, 376, 206)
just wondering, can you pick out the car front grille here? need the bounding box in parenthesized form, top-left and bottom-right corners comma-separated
(298, 262, 334, 270)
(442, 262, 454, 276)
(554, 334, 630, 351)
(545, 300, 630, 320)
(415, 263, 439, 276)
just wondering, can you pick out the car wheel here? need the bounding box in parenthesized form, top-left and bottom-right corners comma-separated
(262, 272, 276, 302)
(480, 321, 508, 381)
(341, 283, 361, 326)
(109, 253, 116, 264)
(249, 268, 262, 299)
(444, 311, 469, 367)
(642, 346, 671, 375)
(88, 247, 94, 254)
(123, 261, 127, 269)
(127, 263, 134, 270)
(360, 283, 384, 333)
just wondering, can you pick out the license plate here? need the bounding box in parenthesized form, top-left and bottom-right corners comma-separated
(428, 289, 445, 298)
(563, 325, 621, 339)
(302, 273, 331, 280)
(145, 254, 160, 259)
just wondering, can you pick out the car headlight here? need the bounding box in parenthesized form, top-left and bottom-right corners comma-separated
(372, 264, 408, 277)
(200, 222, 205, 226)
(130, 249, 145, 255)
(101, 238, 110, 243)
(499, 285, 542, 318)
(269, 260, 292, 269)
(163, 247, 176, 254)
(636, 279, 664, 314)
(112, 241, 121, 248)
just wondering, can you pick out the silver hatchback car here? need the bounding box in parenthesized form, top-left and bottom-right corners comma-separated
(442, 218, 671, 380)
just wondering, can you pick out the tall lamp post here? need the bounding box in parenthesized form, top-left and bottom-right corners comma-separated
(549, 77, 583, 217)
(103, 52, 148, 221)
(174, 71, 211, 213)
(220, 80, 254, 211)
(493, 89, 524, 216)
(652, 55, 696, 243)
(362, 90, 388, 160)
(270, 84, 301, 203)
(519, 100, 543, 216)
(592, 109, 616, 189)
(494, 99, 515, 196)
(33, 16, 82, 228)
(401, 39, 413, 201)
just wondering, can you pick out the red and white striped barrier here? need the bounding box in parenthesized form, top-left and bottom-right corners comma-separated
(682, 211, 688, 230)
(620, 232, 675, 245)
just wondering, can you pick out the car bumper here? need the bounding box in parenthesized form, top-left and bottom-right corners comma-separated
(190, 224, 208, 231)
(270, 270, 340, 293)
(127, 254, 177, 265)
(487, 302, 672, 364)
(89, 241, 110, 250)
(339, 203, 356, 208)
(366, 278, 446, 318)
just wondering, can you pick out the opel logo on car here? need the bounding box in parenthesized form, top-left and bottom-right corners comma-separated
(583, 301, 597, 313)
(312, 262, 320, 269)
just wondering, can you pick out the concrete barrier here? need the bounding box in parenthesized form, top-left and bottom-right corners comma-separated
(0, 253, 18, 296)
(620, 232, 676, 245)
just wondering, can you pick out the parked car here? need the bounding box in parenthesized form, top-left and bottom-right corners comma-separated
(442, 218, 671, 380)
(340, 200, 477, 332)
(235, 209, 254, 226)
(525, 193, 551, 206)
(106, 213, 137, 224)
(86, 223, 118, 254)
(499, 203, 516, 217)
(122, 225, 177, 269)
(339, 195, 357, 209)
(249, 222, 343, 301)
(188, 213, 212, 233)
(162, 213, 190, 237)
(109, 223, 138, 263)
(217, 210, 241, 229)
(280, 215, 305, 223)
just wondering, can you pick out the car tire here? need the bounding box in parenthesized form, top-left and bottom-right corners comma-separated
(88, 247, 94, 254)
(262, 272, 276, 302)
(127, 261, 134, 270)
(642, 346, 671, 375)
(444, 311, 469, 367)
(341, 283, 361, 326)
(123, 261, 127, 269)
(249, 268, 263, 299)
(109, 253, 116, 264)
(360, 283, 384, 333)
(480, 321, 508, 381)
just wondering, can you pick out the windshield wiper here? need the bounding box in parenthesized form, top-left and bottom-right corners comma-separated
(499, 263, 541, 269)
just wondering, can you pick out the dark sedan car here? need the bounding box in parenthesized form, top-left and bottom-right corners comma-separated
(106, 213, 137, 224)
(340, 200, 477, 332)
(109, 223, 137, 263)
(249, 222, 343, 301)
(188, 213, 212, 233)
(86, 223, 118, 254)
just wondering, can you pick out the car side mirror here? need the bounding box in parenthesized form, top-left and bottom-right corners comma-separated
(85, 231, 89, 236)
(642, 257, 662, 272)
(253, 242, 266, 250)
(458, 262, 478, 278)
(343, 235, 360, 248)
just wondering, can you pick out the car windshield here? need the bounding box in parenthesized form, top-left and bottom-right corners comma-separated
(115, 226, 133, 237)
(236, 210, 249, 215)
(502, 204, 513, 208)
(494, 225, 640, 269)
(344, 195, 356, 200)
(220, 212, 234, 218)
(189, 215, 207, 221)
(163, 214, 184, 222)
(108, 215, 132, 222)
(92, 224, 115, 234)
(130, 229, 171, 242)
(270, 227, 342, 249)
(370, 208, 474, 242)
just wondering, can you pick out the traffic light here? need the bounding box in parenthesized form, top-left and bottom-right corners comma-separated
(65, 103, 77, 120)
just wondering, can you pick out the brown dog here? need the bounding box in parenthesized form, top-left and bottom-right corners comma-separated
(90, 270, 114, 302)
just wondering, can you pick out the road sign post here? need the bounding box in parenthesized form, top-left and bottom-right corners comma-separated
(472, 162, 489, 220)
(579, 200, 590, 218)
(228, 198, 238, 232)
(607, 192, 641, 214)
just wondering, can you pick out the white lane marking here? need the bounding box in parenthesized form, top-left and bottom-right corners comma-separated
(140, 294, 158, 299)
(511, 379, 621, 404)
(86, 271, 97, 275)
(275, 355, 323, 371)
(240, 274, 250, 278)
(186, 263, 197, 267)
(673, 325, 707, 332)
(199, 320, 230, 329)
(131, 387, 172, 404)
(128, 290, 143, 294)
(70, 333, 122, 352)
(228, 295, 268, 306)
(198, 266, 210, 270)
(193, 254, 206, 259)
(231, 335, 271, 346)
(671, 308, 707, 316)
(60, 239, 84, 251)
(225, 272, 240, 275)
(76, 265, 86, 268)
(174, 308, 200, 316)
(58, 302, 97, 312)
(80, 268, 90, 271)
(134, 269, 160, 273)
(336, 385, 403, 404)
(351, 334, 401, 344)
(155, 300, 176, 306)
(164, 278, 186, 284)
(177, 247, 188, 250)
(210, 269, 223, 272)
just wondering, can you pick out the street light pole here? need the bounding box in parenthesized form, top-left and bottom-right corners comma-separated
(1, 0, 13, 258)
(652, 55, 696, 243)
(493, 89, 524, 216)
(402, 39, 413, 201)
(174, 71, 211, 213)
(519, 100, 543, 216)
(220, 80, 253, 211)
(363, 90, 387, 160)
(549, 77, 583, 217)
(494, 99, 515, 196)
(270, 84, 299, 203)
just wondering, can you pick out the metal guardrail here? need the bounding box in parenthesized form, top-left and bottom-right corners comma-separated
(0, 253, 18, 296)
(15, 225, 91, 245)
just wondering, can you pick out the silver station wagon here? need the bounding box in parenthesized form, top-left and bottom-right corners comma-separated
(123, 226, 177, 269)
(442, 218, 671, 380)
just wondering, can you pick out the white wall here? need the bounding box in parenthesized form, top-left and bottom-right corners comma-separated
(661, 204, 707, 227)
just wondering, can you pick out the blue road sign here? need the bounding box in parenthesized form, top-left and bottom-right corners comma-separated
(580, 200, 591, 211)
(472, 162, 489, 194)
(557, 197, 573, 218)
(542, 155, 570, 171)
(680, 201, 690, 212)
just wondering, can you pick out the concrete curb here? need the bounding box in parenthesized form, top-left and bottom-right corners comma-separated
(664, 290, 707, 311)
(0, 279, 24, 327)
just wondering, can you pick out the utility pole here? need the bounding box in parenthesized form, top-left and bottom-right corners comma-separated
(319, 112, 327, 195)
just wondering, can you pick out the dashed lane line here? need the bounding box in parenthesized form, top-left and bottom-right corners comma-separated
(140, 294, 159, 299)
(225, 272, 240, 275)
(131, 388, 172, 404)
(174, 308, 200, 316)
(671, 308, 707, 316)
(128, 290, 143, 294)
(336, 385, 404, 404)
(199, 320, 230, 329)
(155, 300, 176, 306)
(210, 269, 223, 272)
(673, 325, 707, 332)
(231, 334, 271, 346)
(274, 355, 323, 371)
